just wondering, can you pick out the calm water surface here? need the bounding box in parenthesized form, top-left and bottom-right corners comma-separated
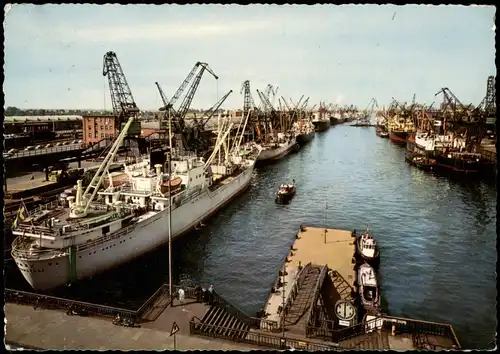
(5, 125, 497, 349)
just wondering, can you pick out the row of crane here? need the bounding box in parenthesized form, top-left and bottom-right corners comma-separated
(378, 75, 496, 149)
(240, 80, 318, 142)
(102, 52, 234, 153)
(102, 50, 366, 151)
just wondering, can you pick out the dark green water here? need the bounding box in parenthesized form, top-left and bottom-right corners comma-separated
(5, 125, 497, 349)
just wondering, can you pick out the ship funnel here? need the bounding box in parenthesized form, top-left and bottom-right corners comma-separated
(142, 166, 147, 177)
(154, 164, 162, 176)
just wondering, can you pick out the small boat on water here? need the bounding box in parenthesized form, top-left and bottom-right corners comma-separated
(275, 180, 296, 204)
(358, 263, 381, 314)
(357, 229, 380, 266)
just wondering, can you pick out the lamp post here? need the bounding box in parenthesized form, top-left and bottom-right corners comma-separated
(281, 267, 286, 349)
(168, 109, 173, 305)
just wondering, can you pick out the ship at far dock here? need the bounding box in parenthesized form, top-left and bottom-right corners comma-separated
(311, 102, 330, 132)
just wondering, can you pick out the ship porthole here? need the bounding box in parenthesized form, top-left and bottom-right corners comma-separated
(56, 262, 59, 266)
(48, 263, 52, 266)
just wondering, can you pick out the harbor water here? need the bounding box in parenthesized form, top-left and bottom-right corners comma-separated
(5, 125, 496, 349)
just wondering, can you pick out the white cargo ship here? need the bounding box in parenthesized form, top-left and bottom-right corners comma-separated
(11, 114, 260, 291)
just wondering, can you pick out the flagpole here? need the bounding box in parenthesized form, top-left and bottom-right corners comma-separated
(21, 198, 35, 228)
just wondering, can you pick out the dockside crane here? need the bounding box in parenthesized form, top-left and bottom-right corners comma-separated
(157, 62, 218, 151)
(240, 80, 258, 117)
(102, 51, 140, 124)
(435, 87, 485, 149)
(256, 89, 277, 114)
(71, 51, 140, 218)
(176, 63, 218, 126)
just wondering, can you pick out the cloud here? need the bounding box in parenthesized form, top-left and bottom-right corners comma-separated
(3, 4, 496, 110)
(52, 20, 274, 44)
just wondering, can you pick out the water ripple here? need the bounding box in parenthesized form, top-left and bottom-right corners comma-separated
(5, 125, 496, 349)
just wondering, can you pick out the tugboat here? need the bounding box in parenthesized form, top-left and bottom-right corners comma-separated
(357, 228, 380, 267)
(275, 180, 296, 204)
(358, 262, 381, 314)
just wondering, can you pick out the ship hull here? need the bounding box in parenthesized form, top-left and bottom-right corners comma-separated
(330, 117, 344, 125)
(295, 131, 315, 146)
(312, 120, 330, 132)
(13, 162, 256, 291)
(257, 140, 297, 162)
(389, 131, 408, 145)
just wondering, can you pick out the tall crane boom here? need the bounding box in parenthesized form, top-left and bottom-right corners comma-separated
(156, 82, 173, 113)
(176, 63, 218, 125)
(196, 90, 233, 130)
(163, 62, 202, 112)
(102, 51, 140, 121)
(256, 89, 276, 113)
(240, 80, 257, 116)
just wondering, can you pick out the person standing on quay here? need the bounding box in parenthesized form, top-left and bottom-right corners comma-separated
(208, 284, 214, 305)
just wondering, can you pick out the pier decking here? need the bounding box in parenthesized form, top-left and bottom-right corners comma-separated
(262, 226, 356, 324)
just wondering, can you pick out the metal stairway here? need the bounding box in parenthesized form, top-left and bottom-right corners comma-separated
(193, 305, 250, 340)
(283, 265, 323, 326)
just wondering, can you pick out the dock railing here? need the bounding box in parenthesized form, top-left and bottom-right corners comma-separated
(306, 314, 461, 349)
(5, 289, 137, 320)
(5, 284, 278, 331)
(189, 316, 339, 351)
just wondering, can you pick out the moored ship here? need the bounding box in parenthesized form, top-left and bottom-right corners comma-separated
(11, 115, 261, 291)
(311, 113, 330, 132)
(256, 132, 297, 162)
(389, 130, 408, 145)
(293, 119, 315, 146)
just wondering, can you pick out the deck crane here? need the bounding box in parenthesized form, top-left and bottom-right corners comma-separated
(70, 51, 140, 219)
(300, 97, 310, 110)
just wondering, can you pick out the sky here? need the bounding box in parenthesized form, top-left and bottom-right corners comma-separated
(3, 4, 496, 111)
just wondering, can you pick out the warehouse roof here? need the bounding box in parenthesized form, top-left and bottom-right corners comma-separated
(4, 115, 83, 123)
